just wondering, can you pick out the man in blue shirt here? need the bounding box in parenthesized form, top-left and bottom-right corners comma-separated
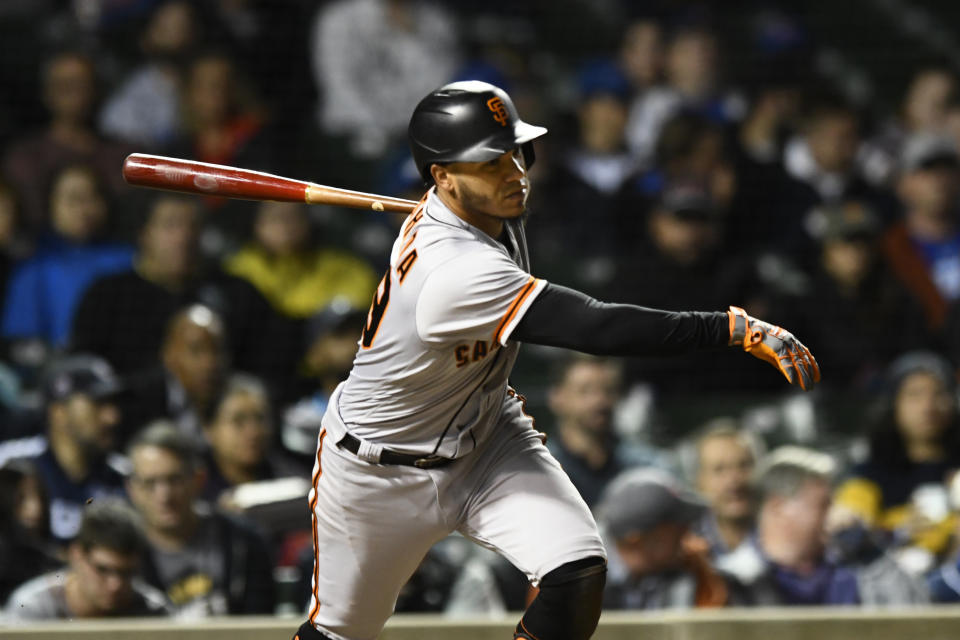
(0, 355, 128, 545)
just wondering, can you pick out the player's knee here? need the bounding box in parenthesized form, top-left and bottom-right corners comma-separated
(515, 555, 607, 640)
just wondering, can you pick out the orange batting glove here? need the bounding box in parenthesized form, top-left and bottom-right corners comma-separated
(727, 306, 821, 391)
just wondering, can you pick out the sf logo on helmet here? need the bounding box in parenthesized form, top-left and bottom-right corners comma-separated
(487, 97, 509, 127)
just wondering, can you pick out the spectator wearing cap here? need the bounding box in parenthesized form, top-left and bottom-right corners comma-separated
(881, 133, 960, 330)
(281, 298, 367, 459)
(223, 200, 377, 319)
(730, 447, 928, 605)
(686, 420, 759, 562)
(775, 200, 930, 390)
(120, 304, 229, 448)
(545, 353, 673, 508)
(71, 193, 282, 378)
(598, 468, 734, 609)
(1, 164, 134, 350)
(832, 352, 960, 571)
(125, 421, 275, 616)
(0, 355, 128, 545)
(608, 180, 764, 396)
(4, 499, 170, 620)
(529, 58, 642, 293)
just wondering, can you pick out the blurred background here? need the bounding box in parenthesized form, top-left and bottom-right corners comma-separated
(2, 0, 960, 626)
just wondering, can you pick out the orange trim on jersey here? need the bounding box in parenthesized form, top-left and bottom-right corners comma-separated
(308, 429, 327, 626)
(493, 277, 537, 345)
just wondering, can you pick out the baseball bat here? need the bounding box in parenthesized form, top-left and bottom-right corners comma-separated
(122, 153, 419, 213)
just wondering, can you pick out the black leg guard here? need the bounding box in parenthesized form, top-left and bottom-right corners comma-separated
(515, 556, 607, 640)
(292, 620, 336, 640)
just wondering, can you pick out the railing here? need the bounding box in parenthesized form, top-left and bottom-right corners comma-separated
(4, 607, 960, 640)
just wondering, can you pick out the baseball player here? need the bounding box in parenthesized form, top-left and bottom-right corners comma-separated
(292, 81, 819, 640)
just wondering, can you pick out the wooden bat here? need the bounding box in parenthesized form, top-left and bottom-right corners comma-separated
(122, 153, 419, 213)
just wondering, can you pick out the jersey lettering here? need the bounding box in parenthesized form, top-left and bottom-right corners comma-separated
(361, 270, 391, 349)
(472, 340, 488, 361)
(397, 248, 418, 283)
(454, 344, 470, 367)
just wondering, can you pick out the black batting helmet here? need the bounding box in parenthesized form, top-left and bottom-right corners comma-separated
(408, 81, 548, 183)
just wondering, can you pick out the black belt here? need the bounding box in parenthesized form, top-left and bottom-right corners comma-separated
(336, 433, 454, 469)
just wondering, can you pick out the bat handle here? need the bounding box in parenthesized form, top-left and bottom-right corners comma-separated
(305, 185, 417, 213)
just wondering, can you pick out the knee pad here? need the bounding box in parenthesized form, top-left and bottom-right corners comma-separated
(293, 620, 336, 640)
(515, 556, 607, 640)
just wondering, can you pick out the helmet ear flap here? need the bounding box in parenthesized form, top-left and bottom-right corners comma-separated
(521, 141, 536, 170)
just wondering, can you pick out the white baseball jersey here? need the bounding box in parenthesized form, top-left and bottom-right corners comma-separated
(329, 187, 547, 458)
(306, 187, 605, 640)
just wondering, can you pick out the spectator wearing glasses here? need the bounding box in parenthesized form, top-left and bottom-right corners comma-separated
(3, 499, 169, 620)
(125, 421, 275, 616)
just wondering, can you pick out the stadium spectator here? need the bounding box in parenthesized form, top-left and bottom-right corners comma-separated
(281, 299, 367, 459)
(0, 181, 26, 314)
(167, 50, 271, 197)
(120, 304, 228, 448)
(201, 374, 301, 504)
(224, 200, 377, 318)
(545, 354, 671, 508)
(779, 94, 887, 268)
(882, 133, 960, 330)
(529, 60, 640, 292)
(98, 0, 202, 149)
(0, 355, 127, 545)
(0, 460, 60, 603)
(125, 421, 276, 616)
(3, 499, 169, 620)
(70, 194, 282, 377)
(1, 164, 134, 349)
(776, 200, 930, 390)
(608, 180, 764, 395)
(618, 18, 664, 95)
(626, 24, 738, 166)
(598, 468, 734, 609)
(861, 66, 958, 187)
(309, 0, 461, 159)
(730, 447, 929, 605)
(832, 352, 960, 572)
(688, 419, 758, 562)
(1, 51, 131, 233)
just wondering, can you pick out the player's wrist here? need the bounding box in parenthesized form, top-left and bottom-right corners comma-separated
(727, 306, 749, 347)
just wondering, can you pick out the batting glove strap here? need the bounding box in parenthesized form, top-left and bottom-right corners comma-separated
(726, 306, 821, 391)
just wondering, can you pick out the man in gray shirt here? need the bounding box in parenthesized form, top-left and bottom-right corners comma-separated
(4, 499, 169, 620)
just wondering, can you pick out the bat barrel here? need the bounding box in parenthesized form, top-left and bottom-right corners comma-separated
(122, 153, 420, 213)
(123, 154, 310, 202)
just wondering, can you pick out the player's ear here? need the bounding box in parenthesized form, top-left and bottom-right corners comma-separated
(431, 163, 453, 192)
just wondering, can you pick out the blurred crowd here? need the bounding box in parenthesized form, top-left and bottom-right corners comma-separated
(2, 0, 960, 622)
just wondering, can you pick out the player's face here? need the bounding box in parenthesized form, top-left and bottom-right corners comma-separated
(442, 148, 529, 227)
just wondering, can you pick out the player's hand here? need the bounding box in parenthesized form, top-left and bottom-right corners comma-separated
(727, 306, 821, 391)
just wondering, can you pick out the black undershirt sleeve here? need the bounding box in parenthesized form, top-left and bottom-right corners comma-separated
(512, 282, 730, 356)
